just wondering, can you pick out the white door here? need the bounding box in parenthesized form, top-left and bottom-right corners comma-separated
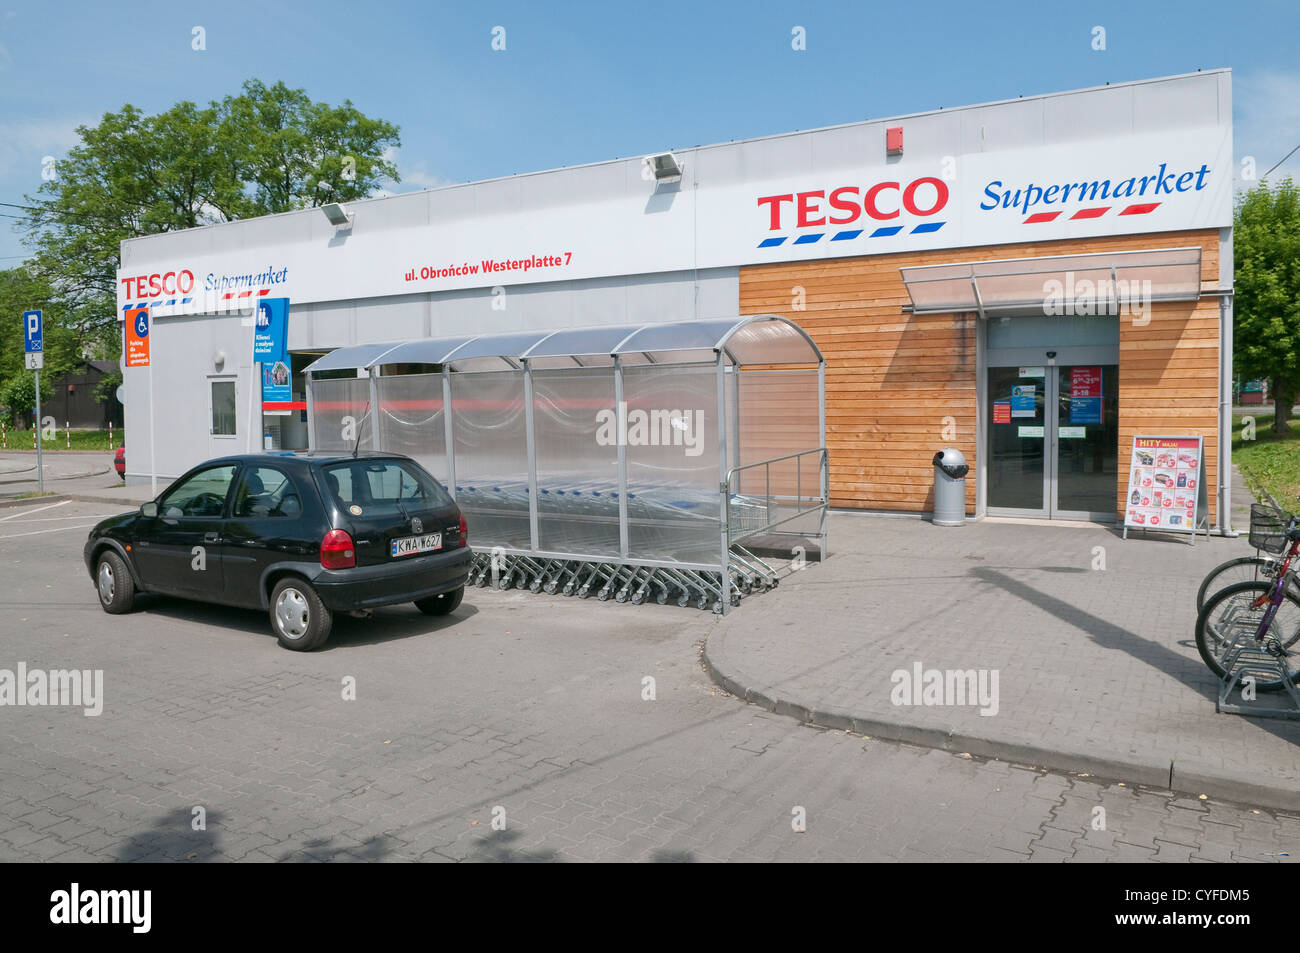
(208, 377, 239, 457)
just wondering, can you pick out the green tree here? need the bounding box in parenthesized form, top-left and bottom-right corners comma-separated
(21, 81, 400, 334)
(1234, 178, 1300, 435)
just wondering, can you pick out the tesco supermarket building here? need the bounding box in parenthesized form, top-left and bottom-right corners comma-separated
(118, 69, 1235, 529)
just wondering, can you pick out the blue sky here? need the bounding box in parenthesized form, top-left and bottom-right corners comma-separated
(1, 0, 1298, 264)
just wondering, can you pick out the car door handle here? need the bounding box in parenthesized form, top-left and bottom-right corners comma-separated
(203, 532, 220, 542)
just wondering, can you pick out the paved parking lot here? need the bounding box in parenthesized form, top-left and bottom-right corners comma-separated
(1, 501, 1298, 862)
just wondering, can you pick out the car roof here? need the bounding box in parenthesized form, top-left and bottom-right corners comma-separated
(201, 451, 414, 470)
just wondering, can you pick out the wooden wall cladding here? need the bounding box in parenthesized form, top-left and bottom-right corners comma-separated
(738, 229, 1221, 518)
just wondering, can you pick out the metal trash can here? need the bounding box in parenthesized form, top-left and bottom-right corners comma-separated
(932, 448, 969, 526)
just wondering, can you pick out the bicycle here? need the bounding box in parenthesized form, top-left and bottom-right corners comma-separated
(1194, 504, 1300, 692)
(1196, 553, 1300, 612)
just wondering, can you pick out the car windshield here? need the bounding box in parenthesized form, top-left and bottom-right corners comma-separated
(322, 460, 451, 512)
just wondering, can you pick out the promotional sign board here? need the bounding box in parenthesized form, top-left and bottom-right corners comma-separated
(1122, 435, 1208, 540)
(124, 307, 150, 367)
(115, 124, 1234, 314)
(254, 298, 291, 405)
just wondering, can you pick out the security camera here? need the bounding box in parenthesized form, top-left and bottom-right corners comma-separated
(1046, 351, 1057, 359)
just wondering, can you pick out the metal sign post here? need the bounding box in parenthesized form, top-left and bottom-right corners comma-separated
(23, 310, 43, 494)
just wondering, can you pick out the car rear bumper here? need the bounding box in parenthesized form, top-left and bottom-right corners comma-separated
(312, 546, 473, 610)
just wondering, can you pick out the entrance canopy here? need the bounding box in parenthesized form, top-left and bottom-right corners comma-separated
(899, 246, 1204, 317)
(304, 314, 822, 376)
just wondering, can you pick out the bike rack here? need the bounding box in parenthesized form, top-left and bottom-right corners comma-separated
(1214, 638, 1300, 719)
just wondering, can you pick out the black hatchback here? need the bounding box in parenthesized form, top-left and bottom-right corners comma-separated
(84, 452, 472, 650)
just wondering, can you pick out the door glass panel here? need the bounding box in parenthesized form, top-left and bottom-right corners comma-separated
(1056, 365, 1119, 515)
(211, 381, 236, 436)
(987, 367, 1045, 511)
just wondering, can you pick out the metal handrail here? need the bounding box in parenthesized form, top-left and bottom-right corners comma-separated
(724, 447, 828, 543)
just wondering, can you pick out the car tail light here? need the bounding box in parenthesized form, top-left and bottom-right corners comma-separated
(321, 529, 356, 570)
(458, 513, 468, 547)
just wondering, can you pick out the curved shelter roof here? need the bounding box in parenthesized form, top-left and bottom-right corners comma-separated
(304, 315, 822, 374)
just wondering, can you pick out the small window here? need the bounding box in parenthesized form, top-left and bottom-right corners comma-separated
(159, 465, 238, 518)
(211, 381, 237, 436)
(233, 466, 301, 519)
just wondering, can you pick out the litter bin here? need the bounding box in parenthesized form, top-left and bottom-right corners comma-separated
(932, 448, 969, 526)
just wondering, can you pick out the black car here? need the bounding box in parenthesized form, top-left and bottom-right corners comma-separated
(84, 452, 471, 651)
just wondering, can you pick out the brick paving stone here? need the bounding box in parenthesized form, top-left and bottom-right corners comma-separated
(1, 503, 1299, 862)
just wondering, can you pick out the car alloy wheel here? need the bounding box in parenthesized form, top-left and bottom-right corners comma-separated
(97, 561, 115, 605)
(275, 586, 311, 640)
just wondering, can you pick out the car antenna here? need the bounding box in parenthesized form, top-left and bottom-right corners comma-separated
(352, 401, 370, 459)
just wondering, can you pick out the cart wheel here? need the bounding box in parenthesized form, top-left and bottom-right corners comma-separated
(712, 600, 723, 614)
(597, 588, 610, 601)
(544, 581, 559, 595)
(529, 579, 542, 593)
(631, 590, 647, 605)
(655, 590, 667, 605)
(615, 589, 629, 603)
(578, 586, 590, 599)
(676, 594, 689, 608)
(474, 573, 489, 588)
(697, 595, 709, 610)
(730, 593, 741, 607)
(562, 583, 575, 597)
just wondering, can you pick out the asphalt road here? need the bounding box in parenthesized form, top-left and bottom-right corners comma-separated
(0, 501, 1297, 863)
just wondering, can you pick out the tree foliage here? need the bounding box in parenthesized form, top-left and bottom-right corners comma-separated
(1234, 178, 1300, 433)
(19, 80, 400, 333)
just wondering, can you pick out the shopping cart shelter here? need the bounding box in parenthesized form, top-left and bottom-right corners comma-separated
(305, 316, 827, 612)
(117, 70, 1235, 533)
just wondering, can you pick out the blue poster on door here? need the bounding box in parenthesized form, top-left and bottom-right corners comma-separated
(1010, 384, 1037, 418)
(1070, 397, 1102, 424)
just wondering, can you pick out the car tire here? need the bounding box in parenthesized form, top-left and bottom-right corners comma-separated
(269, 578, 332, 651)
(95, 550, 136, 614)
(414, 585, 464, 616)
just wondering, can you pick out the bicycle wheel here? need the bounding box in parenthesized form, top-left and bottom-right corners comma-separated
(1194, 581, 1300, 692)
(1196, 555, 1285, 611)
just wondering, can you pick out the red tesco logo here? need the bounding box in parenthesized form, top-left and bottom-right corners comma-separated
(757, 177, 949, 230)
(120, 269, 195, 298)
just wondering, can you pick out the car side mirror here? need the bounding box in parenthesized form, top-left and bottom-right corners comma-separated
(141, 501, 158, 518)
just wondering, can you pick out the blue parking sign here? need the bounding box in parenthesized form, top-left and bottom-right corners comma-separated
(23, 310, 42, 352)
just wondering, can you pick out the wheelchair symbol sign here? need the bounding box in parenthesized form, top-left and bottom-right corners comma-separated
(134, 311, 149, 337)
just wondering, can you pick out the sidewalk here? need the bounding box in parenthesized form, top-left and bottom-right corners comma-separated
(705, 496, 1300, 812)
(0, 450, 114, 494)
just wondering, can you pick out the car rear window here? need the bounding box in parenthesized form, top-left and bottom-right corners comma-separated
(321, 460, 452, 511)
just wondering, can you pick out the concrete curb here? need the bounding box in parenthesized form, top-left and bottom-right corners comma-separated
(0, 494, 67, 510)
(0, 465, 111, 485)
(702, 635, 1300, 813)
(63, 490, 139, 507)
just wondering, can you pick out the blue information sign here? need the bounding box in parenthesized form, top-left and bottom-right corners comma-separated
(252, 298, 288, 363)
(23, 310, 42, 352)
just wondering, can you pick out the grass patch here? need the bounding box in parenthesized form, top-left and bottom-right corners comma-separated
(1, 429, 122, 451)
(1233, 411, 1300, 506)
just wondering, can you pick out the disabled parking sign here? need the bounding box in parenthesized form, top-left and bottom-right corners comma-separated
(125, 307, 150, 367)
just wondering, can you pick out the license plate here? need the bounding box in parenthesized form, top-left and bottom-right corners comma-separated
(391, 533, 442, 557)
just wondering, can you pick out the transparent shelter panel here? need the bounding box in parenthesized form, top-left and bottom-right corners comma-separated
(449, 370, 531, 550)
(531, 366, 621, 557)
(310, 377, 374, 452)
(621, 363, 721, 564)
(376, 372, 447, 484)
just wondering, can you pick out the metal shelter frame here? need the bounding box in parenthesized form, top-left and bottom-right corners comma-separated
(304, 315, 828, 613)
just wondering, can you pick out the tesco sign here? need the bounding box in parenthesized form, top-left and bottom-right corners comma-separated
(756, 176, 950, 230)
(119, 269, 195, 299)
